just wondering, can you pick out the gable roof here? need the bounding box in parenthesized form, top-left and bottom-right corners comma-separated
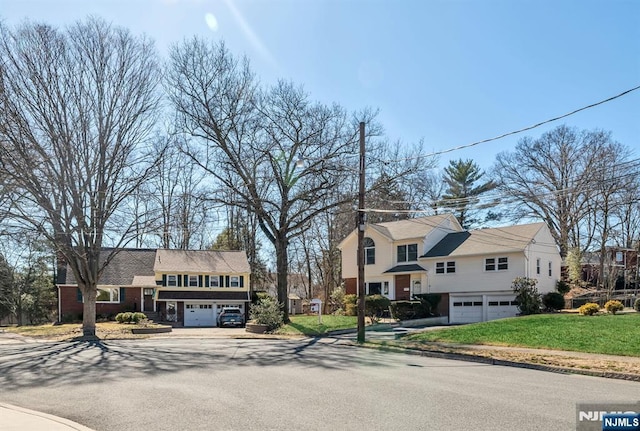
(368, 214, 461, 241)
(422, 223, 546, 258)
(154, 249, 250, 274)
(63, 249, 157, 286)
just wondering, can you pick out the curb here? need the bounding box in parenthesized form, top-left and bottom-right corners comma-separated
(357, 342, 640, 383)
(0, 402, 95, 431)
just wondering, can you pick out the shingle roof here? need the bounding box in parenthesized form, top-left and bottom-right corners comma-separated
(368, 214, 460, 241)
(383, 264, 427, 273)
(422, 223, 545, 258)
(421, 232, 471, 257)
(64, 249, 157, 286)
(154, 249, 250, 274)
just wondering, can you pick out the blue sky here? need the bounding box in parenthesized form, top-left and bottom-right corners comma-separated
(1, 0, 638, 170)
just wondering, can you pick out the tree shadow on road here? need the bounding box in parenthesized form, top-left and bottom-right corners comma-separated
(0, 337, 393, 390)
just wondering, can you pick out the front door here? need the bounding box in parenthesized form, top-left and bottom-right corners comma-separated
(143, 288, 154, 311)
(395, 274, 411, 300)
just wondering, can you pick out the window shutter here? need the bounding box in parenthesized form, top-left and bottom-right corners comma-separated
(205, 275, 210, 287)
(177, 275, 182, 287)
(240, 276, 244, 288)
(183, 275, 189, 287)
(219, 275, 224, 287)
(120, 287, 125, 303)
(198, 275, 203, 287)
(77, 288, 83, 302)
(162, 274, 167, 286)
(225, 276, 230, 287)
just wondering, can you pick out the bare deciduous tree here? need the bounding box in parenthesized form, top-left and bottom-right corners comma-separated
(166, 39, 378, 322)
(0, 18, 161, 336)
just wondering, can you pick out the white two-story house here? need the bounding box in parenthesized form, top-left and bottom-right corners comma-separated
(339, 214, 561, 323)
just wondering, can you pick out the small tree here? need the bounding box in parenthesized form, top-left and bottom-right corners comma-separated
(364, 294, 391, 324)
(542, 292, 565, 311)
(249, 296, 284, 332)
(512, 277, 541, 315)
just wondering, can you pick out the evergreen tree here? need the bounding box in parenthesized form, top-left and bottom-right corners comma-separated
(440, 159, 497, 229)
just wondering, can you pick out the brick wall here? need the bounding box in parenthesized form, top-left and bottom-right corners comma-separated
(59, 286, 143, 320)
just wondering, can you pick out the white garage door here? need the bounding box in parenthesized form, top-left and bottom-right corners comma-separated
(184, 303, 215, 327)
(450, 295, 519, 324)
(450, 296, 483, 324)
(487, 296, 519, 320)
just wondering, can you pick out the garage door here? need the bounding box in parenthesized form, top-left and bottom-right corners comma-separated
(487, 295, 519, 320)
(184, 303, 215, 327)
(450, 296, 483, 324)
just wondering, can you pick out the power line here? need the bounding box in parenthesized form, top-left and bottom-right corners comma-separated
(381, 84, 640, 164)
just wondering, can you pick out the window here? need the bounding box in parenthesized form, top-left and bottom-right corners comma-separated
(143, 288, 154, 296)
(485, 257, 508, 271)
(436, 261, 455, 274)
(189, 275, 199, 287)
(536, 258, 541, 275)
(96, 287, 119, 303)
(167, 274, 177, 287)
(548, 261, 552, 276)
(210, 276, 220, 287)
(397, 244, 418, 262)
(367, 282, 382, 295)
(383, 281, 389, 295)
(364, 237, 375, 265)
(229, 276, 240, 287)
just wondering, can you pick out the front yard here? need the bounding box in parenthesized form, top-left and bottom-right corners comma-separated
(3, 322, 168, 341)
(404, 312, 640, 356)
(276, 315, 358, 336)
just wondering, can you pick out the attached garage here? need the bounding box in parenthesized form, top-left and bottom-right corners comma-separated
(184, 303, 215, 327)
(449, 294, 518, 324)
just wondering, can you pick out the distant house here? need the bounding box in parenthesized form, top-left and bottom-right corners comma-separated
(339, 214, 561, 324)
(57, 248, 251, 327)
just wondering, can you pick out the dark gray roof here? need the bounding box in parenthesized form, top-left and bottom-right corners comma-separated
(157, 291, 249, 301)
(421, 231, 471, 258)
(383, 264, 427, 273)
(64, 249, 157, 286)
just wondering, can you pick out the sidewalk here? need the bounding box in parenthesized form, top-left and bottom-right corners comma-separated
(0, 403, 94, 431)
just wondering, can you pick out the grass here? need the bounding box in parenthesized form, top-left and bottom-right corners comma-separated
(276, 315, 357, 336)
(3, 322, 167, 340)
(405, 312, 640, 356)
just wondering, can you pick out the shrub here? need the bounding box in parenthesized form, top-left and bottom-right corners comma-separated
(556, 280, 570, 295)
(343, 294, 357, 316)
(115, 312, 147, 324)
(578, 302, 600, 316)
(365, 294, 391, 324)
(635, 298, 640, 312)
(542, 292, 565, 311)
(604, 300, 624, 315)
(389, 301, 431, 321)
(413, 293, 442, 316)
(249, 296, 283, 332)
(512, 277, 541, 315)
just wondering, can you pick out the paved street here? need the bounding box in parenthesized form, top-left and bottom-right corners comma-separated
(0, 337, 638, 431)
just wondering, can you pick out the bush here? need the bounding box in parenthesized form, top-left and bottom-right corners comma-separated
(365, 295, 391, 324)
(512, 277, 542, 315)
(635, 298, 640, 312)
(578, 302, 600, 316)
(115, 312, 147, 324)
(343, 294, 357, 316)
(249, 296, 283, 332)
(389, 301, 430, 321)
(556, 280, 570, 295)
(413, 293, 442, 316)
(604, 300, 624, 315)
(542, 292, 565, 311)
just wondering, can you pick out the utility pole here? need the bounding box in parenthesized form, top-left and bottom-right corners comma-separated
(357, 121, 366, 343)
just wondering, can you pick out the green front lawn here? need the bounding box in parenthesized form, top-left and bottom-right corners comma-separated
(276, 315, 357, 336)
(405, 312, 640, 356)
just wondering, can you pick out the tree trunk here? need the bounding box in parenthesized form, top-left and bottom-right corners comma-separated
(275, 237, 290, 323)
(80, 284, 97, 338)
